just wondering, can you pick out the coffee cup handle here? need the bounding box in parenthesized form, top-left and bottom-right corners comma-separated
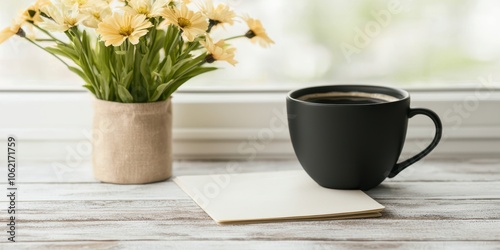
(388, 108, 443, 178)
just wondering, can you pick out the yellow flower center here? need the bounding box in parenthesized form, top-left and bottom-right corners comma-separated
(137, 5, 149, 15)
(119, 26, 134, 36)
(245, 30, 256, 39)
(27, 9, 37, 18)
(177, 17, 192, 29)
(77, 0, 87, 6)
(65, 17, 78, 27)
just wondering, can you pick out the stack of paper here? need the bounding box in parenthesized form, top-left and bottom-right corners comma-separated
(174, 170, 384, 224)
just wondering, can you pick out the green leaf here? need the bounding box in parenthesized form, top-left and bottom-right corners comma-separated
(115, 51, 124, 72)
(68, 31, 100, 96)
(46, 46, 76, 61)
(126, 43, 135, 71)
(82, 84, 97, 95)
(164, 26, 177, 54)
(159, 55, 173, 79)
(169, 58, 193, 79)
(179, 67, 217, 80)
(172, 54, 206, 79)
(178, 41, 200, 60)
(68, 66, 91, 84)
(164, 67, 217, 98)
(71, 34, 84, 54)
(138, 40, 149, 55)
(117, 85, 134, 103)
(149, 80, 173, 102)
(122, 71, 134, 89)
(81, 35, 88, 55)
(95, 71, 110, 100)
(140, 51, 152, 85)
(150, 50, 161, 71)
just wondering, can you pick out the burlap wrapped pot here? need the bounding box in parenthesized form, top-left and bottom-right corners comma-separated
(92, 98, 172, 184)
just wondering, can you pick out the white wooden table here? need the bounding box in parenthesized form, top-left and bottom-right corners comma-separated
(2, 159, 500, 249)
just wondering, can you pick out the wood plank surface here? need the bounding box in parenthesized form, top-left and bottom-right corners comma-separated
(0, 159, 498, 248)
(1, 181, 499, 201)
(2, 241, 500, 250)
(2, 200, 499, 222)
(6, 220, 500, 242)
(12, 158, 500, 183)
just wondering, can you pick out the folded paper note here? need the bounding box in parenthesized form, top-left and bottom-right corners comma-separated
(174, 170, 384, 224)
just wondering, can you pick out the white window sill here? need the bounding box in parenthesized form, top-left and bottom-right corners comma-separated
(1, 87, 499, 161)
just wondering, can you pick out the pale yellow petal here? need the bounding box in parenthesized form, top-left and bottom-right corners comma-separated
(160, 5, 207, 41)
(97, 12, 152, 47)
(0, 27, 17, 44)
(202, 36, 237, 66)
(243, 16, 274, 48)
(200, 0, 235, 28)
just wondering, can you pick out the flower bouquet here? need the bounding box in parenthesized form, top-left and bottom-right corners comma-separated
(1, 0, 273, 102)
(0, 0, 273, 184)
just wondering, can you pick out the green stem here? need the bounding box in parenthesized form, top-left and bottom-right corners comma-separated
(179, 41, 201, 60)
(35, 39, 57, 42)
(149, 21, 158, 49)
(224, 35, 246, 41)
(174, 60, 205, 80)
(165, 26, 180, 60)
(120, 42, 126, 67)
(24, 37, 70, 68)
(32, 23, 68, 45)
(66, 29, 101, 95)
(177, 32, 184, 57)
(164, 61, 204, 97)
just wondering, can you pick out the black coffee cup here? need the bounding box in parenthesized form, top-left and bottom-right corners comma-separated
(287, 85, 442, 190)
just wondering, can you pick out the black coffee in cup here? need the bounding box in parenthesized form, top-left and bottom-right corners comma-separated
(299, 91, 398, 105)
(287, 85, 442, 190)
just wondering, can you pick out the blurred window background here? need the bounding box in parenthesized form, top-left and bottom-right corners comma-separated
(1, 0, 500, 89)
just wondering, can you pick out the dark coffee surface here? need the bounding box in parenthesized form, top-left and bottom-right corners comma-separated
(304, 96, 388, 105)
(297, 91, 399, 104)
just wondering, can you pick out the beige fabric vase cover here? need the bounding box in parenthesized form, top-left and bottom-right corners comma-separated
(92, 98, 172, 184)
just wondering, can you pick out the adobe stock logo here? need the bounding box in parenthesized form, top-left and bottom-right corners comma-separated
(340, 0, 411, 63)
